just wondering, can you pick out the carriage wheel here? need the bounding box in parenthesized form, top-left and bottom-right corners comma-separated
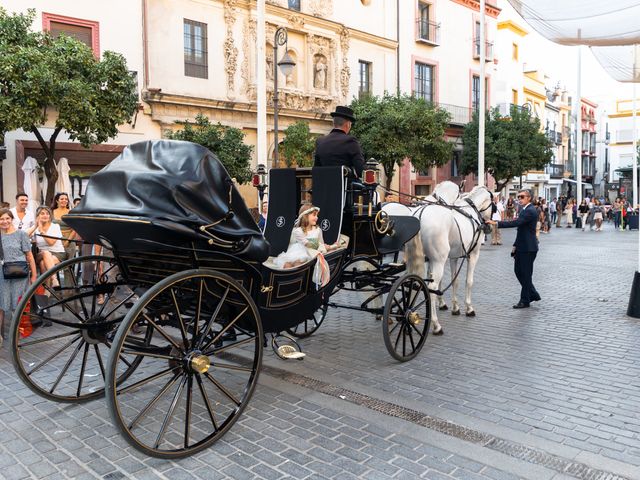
(286, 303, 328, 338)
(9, 255, 142, 402)
(382, 274, 430, 362)
(105, 269, 263, 458)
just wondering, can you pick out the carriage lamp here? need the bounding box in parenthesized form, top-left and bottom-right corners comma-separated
(252, 163, 268, 204)
(363, 158, 379, 185)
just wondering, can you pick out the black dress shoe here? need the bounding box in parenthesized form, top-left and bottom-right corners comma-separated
(513, 302, 530, 309)
(531, 294, 541, 302)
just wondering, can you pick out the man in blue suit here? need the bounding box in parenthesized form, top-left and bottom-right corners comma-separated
(487, 189, 540, 309)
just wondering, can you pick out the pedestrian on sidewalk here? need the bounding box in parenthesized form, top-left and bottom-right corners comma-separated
(486, 189, 540, 309)
(564, 199, 574, 227)
(579, 199, 590, 231)
(593, 199, 605, 231)
(549, 197, 557, 226)
(490, 195, 504, 245)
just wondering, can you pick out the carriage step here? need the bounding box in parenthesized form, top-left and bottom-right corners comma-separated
(277, 345, 306, 360)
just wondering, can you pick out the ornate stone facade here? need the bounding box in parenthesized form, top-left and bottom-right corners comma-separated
(223, 0, 239, 99)
(339, 27, 350, 101)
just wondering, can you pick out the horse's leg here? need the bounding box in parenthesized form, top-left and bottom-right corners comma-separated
(428, 259, 446, 335)
(464, 248, 480, 316)
(449, 257, 461, 315)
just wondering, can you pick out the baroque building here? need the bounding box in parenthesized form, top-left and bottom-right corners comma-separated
(143, 0, 398, 202)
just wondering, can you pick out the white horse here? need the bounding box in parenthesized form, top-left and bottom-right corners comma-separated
(383, 183, 493, 335)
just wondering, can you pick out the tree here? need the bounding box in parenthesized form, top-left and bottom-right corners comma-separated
(461, 105, 553, 192)
(0, 8, 138, 204)
(350, 93, 453, 192)
(166, 114, 253, 184)
(281, 121, 315, 167)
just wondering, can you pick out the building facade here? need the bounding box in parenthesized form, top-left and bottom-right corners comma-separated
(0, 0, 161, 203)
(604, 98, 639, 200)
(397, 0, 501, 197)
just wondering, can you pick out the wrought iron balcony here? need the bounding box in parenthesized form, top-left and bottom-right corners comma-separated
(473, 39, 494, 61)
(431, 102, 474, 125)
(416, 19, 440, 45)
(547, 163, 565, 179)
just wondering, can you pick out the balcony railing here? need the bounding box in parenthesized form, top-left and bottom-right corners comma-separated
(431, 102, 474, 125)
(547, 163, 565, 179)
(555, 131, 562, 144)
(473, 39, 494, 61)
(416, 19, 440, 45)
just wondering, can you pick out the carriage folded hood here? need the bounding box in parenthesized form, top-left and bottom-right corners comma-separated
(65, 140, 269, 261)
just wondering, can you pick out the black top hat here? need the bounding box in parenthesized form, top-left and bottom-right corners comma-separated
(330, 105, 356, 123)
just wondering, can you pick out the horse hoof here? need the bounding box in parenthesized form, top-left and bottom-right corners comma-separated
(451, 309, 460, 316)
(466, 310, 476, 317)
(432, 326, 444, 336)
(438, 305, 448, 311)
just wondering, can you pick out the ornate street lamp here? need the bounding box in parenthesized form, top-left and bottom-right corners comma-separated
(273, 27, 296, 166)
(252, 163, 268, 204)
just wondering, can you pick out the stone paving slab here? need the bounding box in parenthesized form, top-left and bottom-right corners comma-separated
(0, 222, 639, 479)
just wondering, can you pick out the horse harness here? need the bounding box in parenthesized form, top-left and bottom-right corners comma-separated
(410, 189, 492, 296)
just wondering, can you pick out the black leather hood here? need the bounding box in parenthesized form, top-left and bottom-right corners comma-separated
(65, 140, 269, 261)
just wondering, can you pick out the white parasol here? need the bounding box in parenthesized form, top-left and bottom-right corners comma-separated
(21, 156, 40, 210)
(55, 157, 72, 197)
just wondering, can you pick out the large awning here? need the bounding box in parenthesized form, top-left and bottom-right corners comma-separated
(507, 1, 640, 46)
(563, 178, 593, 189)
(507, 1, 640, 81)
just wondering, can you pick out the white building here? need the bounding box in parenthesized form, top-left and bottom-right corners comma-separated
(396, 0, 501, 196)
(0, 1, 161, 203)
(603, 98, 640, 200)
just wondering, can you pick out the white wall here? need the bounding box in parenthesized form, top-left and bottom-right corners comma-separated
(1, 1, 161, 202)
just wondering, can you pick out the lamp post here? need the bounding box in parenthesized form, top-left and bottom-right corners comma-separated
(272, 27, 296, 166)
(252, 163, 268, 205)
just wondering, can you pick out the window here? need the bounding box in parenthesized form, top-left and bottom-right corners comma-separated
(472, 75, 488, 111)
(415, 185, 431, 197)
(512, 89, 518, 105)
(418, 3, 431, 41)
(414, 62, 434, 102)
(474, 21, 481, 56)
(184, 19, 208, 79)
(42, 13, 99, 56)
(288, 0, 301, 11)
(358, 61, 371, 98)
(451, 151, 461, 177)
(512, 43, 519, 61)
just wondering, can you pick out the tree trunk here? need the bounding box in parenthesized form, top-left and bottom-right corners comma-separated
(31, 126, 62, 205)
(384, 164, 395, 201)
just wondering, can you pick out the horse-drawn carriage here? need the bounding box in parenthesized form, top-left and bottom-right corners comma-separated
(8, 140, 431, 458)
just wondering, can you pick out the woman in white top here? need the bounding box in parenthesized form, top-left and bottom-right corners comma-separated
(27, 206, 66, 278)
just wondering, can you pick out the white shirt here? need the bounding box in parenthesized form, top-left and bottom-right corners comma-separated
(35, 223, 65, 253)
(10, 207, 35, 231)
(491, 202, 504, 221)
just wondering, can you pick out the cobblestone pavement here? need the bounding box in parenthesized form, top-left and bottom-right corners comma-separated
(1, 221, 640, 479)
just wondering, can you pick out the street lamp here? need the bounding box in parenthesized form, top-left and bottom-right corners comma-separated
(252, 163, 268, 204)
(273, 27, 296, 166)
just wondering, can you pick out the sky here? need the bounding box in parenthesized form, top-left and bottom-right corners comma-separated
(499, 1, 636, 111)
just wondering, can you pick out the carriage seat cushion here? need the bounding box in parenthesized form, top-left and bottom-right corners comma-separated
(262, 235, 349, 270)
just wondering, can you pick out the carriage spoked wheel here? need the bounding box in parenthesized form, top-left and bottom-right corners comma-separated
(286, 303, 328, 338)
(382, 274, 431, 362)
(9, 255, 142, 402)
(105, 269, 263, 458)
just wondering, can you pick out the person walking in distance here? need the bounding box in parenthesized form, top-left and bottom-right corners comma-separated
(490, 196, 504, 245)
(486, 189, 540, 309)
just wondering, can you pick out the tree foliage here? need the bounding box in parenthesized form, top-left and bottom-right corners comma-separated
(461, 105, 553, 192)
(349, 93, 452, 191)
(166, 113, 253, 184)
(0, 8, 138, 203)
(281, 121, 315, 167)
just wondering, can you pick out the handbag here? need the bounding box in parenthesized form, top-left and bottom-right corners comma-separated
(0, 231, 30, 279)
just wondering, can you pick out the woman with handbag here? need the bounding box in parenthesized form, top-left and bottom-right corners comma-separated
(0, 208, 37, 346)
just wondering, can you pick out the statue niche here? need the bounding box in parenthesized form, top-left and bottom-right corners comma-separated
(313, 54, 328, 90)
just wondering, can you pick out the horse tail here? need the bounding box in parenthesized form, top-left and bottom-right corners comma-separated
(404, 234, 426, 278)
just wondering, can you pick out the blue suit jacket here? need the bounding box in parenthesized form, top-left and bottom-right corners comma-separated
(497, 204, 539, 252)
